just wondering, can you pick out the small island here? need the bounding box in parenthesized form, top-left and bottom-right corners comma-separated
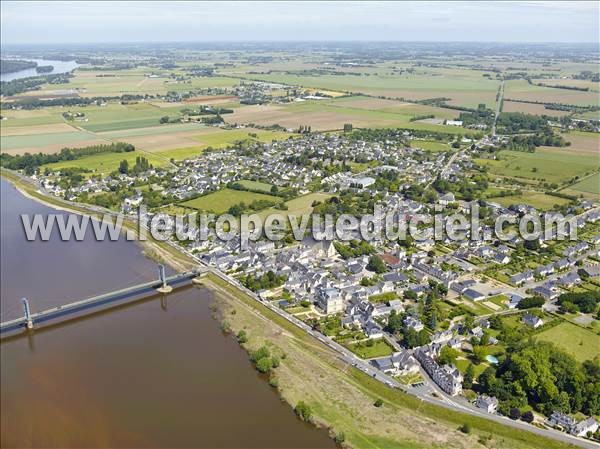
(35, 65, 54, 73)
(0, 59, 37, 74)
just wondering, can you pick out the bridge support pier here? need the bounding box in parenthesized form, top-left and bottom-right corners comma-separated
(156, 264, 173, 293)
(22, 298, 33, 330)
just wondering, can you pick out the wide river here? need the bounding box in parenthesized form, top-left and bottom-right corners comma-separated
(1, 59, 79, 82)
(0, 179, 334, 448)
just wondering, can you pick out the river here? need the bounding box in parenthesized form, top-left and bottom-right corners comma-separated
(1, 59, 78, 82)
(0, 179, 334, 448)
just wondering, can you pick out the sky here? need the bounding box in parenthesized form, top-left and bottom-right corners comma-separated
(1, 1, 598, 45)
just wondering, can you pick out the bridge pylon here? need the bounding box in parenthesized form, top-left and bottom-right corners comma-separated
(22, 298, 33, 329)
(156, 264, 173, 293)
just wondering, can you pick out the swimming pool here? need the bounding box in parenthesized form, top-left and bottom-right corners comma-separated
(486, 355, 499, 364)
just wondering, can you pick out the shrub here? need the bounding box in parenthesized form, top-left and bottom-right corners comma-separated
(459, 423, 472, 434)
(294, 401, 313, 422)
(374, 398, 384, 407)
(236, 330, 248, 344)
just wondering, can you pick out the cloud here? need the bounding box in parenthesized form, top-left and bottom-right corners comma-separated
(1, 1, 598, 44)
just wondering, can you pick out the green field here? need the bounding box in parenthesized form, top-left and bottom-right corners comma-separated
(190, 128, 295, 147)
(180, 188, 280, 214)
(411, 139, 453, 152)
(0, 131, 103, 151)
(345, 339, 394, 359)
(257, 192, 334, 220)
(42, 150, 169, 174)
(535, 321, 600, 363)
(565, 173, 600, 195)
(236, 179, 274, 193)
(475, 148, 600, 185)
(489, 192, 572, 210)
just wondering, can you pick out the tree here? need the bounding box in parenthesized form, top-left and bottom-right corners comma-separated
(118, 159, 129, 174)
(438, 346, 459, 365)
(255, 357, 273, 374)
(521, 410, 534, 423)
(463, 364, 475, 389)
(517, 296, 544, 309)
(367, 255, 386, 274)
(343, 123, 353, 132)
(459, 423, 472, 434)
(374, 398, 383, 407)
(236, 330, 248, 344)
(159, 116, 170, 124)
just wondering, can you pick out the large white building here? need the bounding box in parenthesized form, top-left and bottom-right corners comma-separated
(316, 286, 344, 315)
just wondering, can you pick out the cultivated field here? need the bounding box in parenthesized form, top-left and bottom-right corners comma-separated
(501, 101, 571, 117)
(560, 173, 600, 200)
(504, 80, 599, 106)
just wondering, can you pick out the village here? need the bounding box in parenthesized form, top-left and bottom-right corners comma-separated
(29, 127, 600, 442)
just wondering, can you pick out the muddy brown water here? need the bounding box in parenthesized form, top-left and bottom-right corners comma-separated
(0, 180, 334, 448)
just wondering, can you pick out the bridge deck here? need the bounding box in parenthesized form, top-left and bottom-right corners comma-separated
(0, 270, 202, 335)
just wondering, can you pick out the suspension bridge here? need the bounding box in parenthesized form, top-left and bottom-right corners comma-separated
(0, 264, 206, 335)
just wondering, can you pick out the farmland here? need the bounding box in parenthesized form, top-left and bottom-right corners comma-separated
(504, 79, 599, 107)
(180, 188, 280, 214)
(475, 147, 600, 185)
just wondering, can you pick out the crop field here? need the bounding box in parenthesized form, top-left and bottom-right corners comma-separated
(0, 109, 66, 128)
(1, 130, 106, 152)
(41, 150, 169, 174)
(535, 321, 600, 363)
(225, 101, 477, 134)
(475, 147, 600, 185)
(180, 188, 280, 214)
(235, 67, 501, 108)
(0, 122, 76, 136)
(560, 131, 600, 155)
(504, 79, 599, 106)
(488, 192, 572, 210)
(501, 101, 571, 117)
(189, 128, 295, 148)
(31, 69, 240, 97)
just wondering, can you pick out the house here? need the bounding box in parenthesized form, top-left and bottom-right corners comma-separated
(371, 351, 419, 376)
(403, 315, 424, 332)
(438, 192, 456, 205)
(581, 264, 600, 278)
(510, 271, 534, 286)
(548, 411, 577, 431)
(522, 313, 544, 328)
(476, 395, 498, 413)
(572, 417, 598, 437)
(463, 288, 486, 302)
(316, 286, 344, 315)
(532, 285, 558, 301)
(508, 293, 523, 309)
(415, 348, 463, 396)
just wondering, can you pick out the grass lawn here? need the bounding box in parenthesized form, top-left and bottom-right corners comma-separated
(236, 179, 274, 193)
(412, 140, 452, 152)
(345, 339, 394, 359)
(535, 321, 600, 363)
(42, 150, 170, 174)
(489, 192, 571, 211)
(258, 192, 333, 220)
(180, 188, 280, 214)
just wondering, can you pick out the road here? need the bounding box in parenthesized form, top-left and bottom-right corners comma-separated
(5, 170, 598, 449)
(492, 79, 505, 136)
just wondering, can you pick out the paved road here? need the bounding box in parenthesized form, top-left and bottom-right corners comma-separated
(6, 171, 598, 449)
